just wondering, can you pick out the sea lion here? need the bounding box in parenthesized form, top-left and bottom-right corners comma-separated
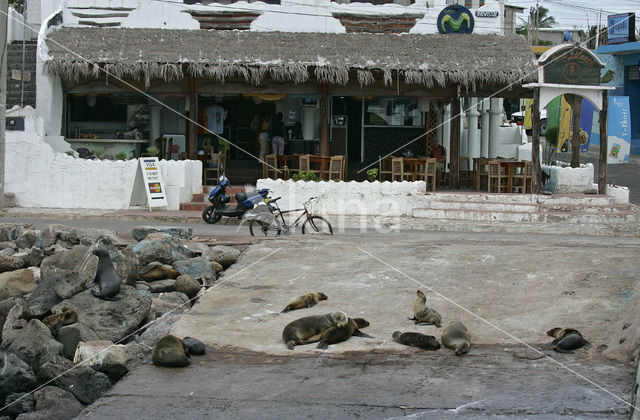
(546, 327, 590, 353)
(441, 321, 471, 355)
(137, 262, 181, 281)
(281, 292, 328, 313)
(89, 249, 121, 301)
(282, 311, 348, 350)
(392, 331, 440, 350)
(152, 335, 191, 367)
(183, 336, 207, 355)
(409, 290, 442, 327)
(43, 307, 78, 335)
(315, 317, 373, 350)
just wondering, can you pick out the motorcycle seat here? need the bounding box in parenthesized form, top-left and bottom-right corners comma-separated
(235, 192, 247, 202)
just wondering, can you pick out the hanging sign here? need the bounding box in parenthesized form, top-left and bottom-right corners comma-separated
(542, 46, 603, 85)
(437, 5, 474, 34)
(607, 13, 636, 45)
(133, 157, 168, 210)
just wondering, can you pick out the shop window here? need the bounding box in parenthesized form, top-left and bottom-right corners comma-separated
(364, 97, 423, 127)
(464, 0, 472, 8)
(68, 94, 126, 122)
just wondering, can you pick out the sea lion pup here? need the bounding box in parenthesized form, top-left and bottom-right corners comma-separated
(441, 321, 471, 355)
(152, 335, 191, 367)
(409, 290, 442, 327)
(392, 331, 440, 350)
(546, 327, 590, 353)
(182, 337, 207, 355)
(89, 248, 121, 301)
(43, 307, 78, 335)
(137, 262, 181, 281)
(281, 292, 328, 313)
(282, 311, 348, 350)
(315, 318, 373, 350)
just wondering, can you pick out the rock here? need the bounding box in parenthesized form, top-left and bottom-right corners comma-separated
(172, 257, 216, 286)
(0, 241, 18, 251)
(203, 245, 241, 268)
(4, 392, 34, 419)
(0, 224, 33, 243)
(112, 250, 138, 287)
(15, 230, 39, 250)
(0, 247, 15, 256)
(131, 233, 193, 266)
(12, 247, 45, 268)
(0, 254, 25, 273)
(1, 320, 63, 370)
(56, 323, 102, 360)
(15, 386, 83, 420)
(139, 313, 182, 348)
(146, 292, 190, 321)
(73, 340, 151, 381)
(0, 351, 38, 405)
(22, 266, 91, 320)
(175, 275, 201, 299)
(136, 281, 151, 292)
(40, 245, 89, 270)
(37, 355, 112, 405)
(212, 261, 223, 273)
(147, 279, 177, 294)
(52, 286, 151, 343)
(0, 297, 23, 341)
(41, 244, 67, 257)
(131, 226, 192, 242)
(36, 225, 124, 250)
(184, 241, 210, 254)
(2, 301, 26, 338)
(0, 269, 35, 300)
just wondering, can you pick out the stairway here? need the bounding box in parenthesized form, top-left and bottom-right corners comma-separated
(411, 192, 636, 224)
(7, 41, 36, 108)
(179, 185, 246, 212)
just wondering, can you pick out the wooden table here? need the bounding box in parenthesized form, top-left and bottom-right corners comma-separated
(278, 155, 332, 179)
(499, 160, 525, 193)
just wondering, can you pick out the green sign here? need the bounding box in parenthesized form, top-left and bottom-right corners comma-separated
(542, 47, 602, 85)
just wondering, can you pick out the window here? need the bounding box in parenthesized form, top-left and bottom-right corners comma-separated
(68, 94, 126, 122)
(364, 97, 423, 127)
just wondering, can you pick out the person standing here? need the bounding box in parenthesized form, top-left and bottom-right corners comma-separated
(270, 112, 287, 156)
(258, 114, 271, 160)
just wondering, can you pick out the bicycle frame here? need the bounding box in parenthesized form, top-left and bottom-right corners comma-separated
(267, 200, 312, 230)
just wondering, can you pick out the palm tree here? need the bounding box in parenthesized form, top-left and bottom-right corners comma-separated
(530, 5, 556, 29)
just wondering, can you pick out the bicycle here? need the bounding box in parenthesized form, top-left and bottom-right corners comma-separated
(248, 196, 333, 237)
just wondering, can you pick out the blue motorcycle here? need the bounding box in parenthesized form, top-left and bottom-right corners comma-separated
(202, 174, 270, 224)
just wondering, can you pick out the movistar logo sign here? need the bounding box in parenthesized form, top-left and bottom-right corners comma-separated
(437, 5, 475, 34)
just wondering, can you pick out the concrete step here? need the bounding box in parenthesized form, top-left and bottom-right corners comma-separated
(420, 192, 618, 207)
(180, 185, 247, 211)
(422, 199, 631, 214)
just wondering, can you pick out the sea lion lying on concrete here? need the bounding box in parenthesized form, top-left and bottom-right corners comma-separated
(182, 336, 207, 355)
(152, 335, 191, 367)
(546, 327, 590, 353)
(392, 331, 440, 350)
(282, 311, 348, 350)
(442, 321, 471, 355)
(138, 262, 181, 281)
(315, 317, 373, 350)
(89, 249, 121, 301)
(409, 290, 442, 327)
(43, 307, 78, 335)
(281, 292, 328, 313)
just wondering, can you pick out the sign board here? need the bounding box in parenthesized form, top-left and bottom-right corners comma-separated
(476, 10, 498, 18)
(437, 5, 474, 34)
(607, 13, 636, 45)
(607, 96, 631, 164)
(542, 47, 603, 85)
(130, 157, 168, 210)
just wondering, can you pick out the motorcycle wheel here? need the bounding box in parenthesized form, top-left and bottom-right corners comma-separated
(202, 206, 222, 224)
(301, 216, 333, 235)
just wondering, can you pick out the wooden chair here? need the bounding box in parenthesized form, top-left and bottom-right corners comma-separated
(204, 152, 225, 185)
(474, 157, 489, 191)
(459, 156, 472, 187)
(488, 160, 508, 193)
(417, 157, 437, 191)
(512, 160, 532, 194)
(155, 137, 167, 160)
(328, 155, 344, 181)
(262, 154, 278, 179)
(391, 157, 409, 181)
(378, 156, 392, 181)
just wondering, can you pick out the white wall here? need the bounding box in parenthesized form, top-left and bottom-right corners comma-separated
(541, 162, 595, 194)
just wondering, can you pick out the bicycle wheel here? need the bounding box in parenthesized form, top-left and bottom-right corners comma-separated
(301, 216, 333, 235)
(249, 219, 282, 237)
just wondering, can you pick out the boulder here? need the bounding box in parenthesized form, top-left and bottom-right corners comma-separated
(4, 392, 35, 419)
(73, 340, 151, 381)
(15, 230, 39, 250)
(0, 297, 23, 341)
(37, 355, 112, 405)
(36, 225, 125, 250)
(147, 279, 177, 294)
(56, 323, 102, 360)
(131, 233, 193, 266)
(146, 292, 190, 322)
(15, 386, 83, 420)
(2, 301, 26, 338)
(0, 224, 33, 243)
(136, 282, 151, 292)
(184, 241, 210, 255)
(172, 257, 216, 286)
(0, 254, 24, 273)
(131, 226, 192, 242)
(0, 269, 35, 300)
(13, 247, 45, 268)
(22, 266, 91, 320)
(202, 245, 240, 268)
(40, 245, 89, 270)
(111, 250, 138, 287)
(139, 313, 182, 348)
(0, 351, 38, 405)
(0, 241, 18, 251)
(175, 275, 201, 299)
(52, 286, 151, 343)
(0, 247, 15, 256)
(1, 320, 63, 369)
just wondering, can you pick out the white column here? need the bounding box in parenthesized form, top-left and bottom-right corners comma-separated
(443, 103, 451, 158)
(480, 98, 490, 157)
(150, 105, 162, 142)
(488, 98, 503, 158)
(467, 97, 480, 159)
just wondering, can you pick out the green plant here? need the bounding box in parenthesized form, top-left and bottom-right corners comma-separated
(366, 168, 378, 182)
(292, 171, 320, 182)
(147, 146, 159, 157)
(65, 150, 75, 157)
(537, 39, 553, 46)
(544, 125, 559, 166)
(115, 152, 128, 161)
(92, 147, 104, 158)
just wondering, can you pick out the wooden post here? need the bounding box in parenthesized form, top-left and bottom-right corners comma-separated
(320, 83, 329, 156)
(598, 91, 608, 194)
(449, 90, 460, 189)
(570, 94, 582, 168)
(188, 77, 197, 160)
(531, 87, 541, 194)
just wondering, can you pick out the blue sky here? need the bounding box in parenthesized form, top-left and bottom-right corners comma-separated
(505, 0, 640, 29)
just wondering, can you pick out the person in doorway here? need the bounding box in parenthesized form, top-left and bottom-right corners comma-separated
(431, 143, 447, 172)
(270, 112, 287, 156)
(258, 114, 271, 160)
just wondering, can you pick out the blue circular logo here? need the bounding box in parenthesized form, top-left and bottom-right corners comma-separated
(437, 5, 474, 34)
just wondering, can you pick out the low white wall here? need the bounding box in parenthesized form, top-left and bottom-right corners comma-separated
(541, 161, 595, 194)
(6, 107, 201, 210)
(607, 185, 630, 204)
(256, 179, 426, 216)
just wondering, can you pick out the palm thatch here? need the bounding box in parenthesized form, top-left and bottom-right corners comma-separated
(44, 27, 537, 89)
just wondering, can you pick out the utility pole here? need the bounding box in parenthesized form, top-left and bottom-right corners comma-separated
(0, 0, 7, 211)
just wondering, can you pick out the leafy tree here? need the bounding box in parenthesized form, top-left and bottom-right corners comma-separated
(529, 5, 556, 29)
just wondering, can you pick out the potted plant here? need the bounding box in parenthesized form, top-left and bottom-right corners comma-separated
(146, 146, 159, 157)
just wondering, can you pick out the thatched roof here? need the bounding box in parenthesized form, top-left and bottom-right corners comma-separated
(44, 27, 537, 89)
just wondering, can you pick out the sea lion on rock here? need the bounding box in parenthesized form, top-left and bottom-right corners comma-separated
(442, 321, 471, 355)
(89, 249, 121, 301)
(43, 307, 78, 335)
(546, 327, 590, 353)
(182, 337, 207, 355)
(409, 290, 441, 327)
(281, 292, 328, 313)
(137, 262, 181, 281)
(315, 317, 372, 350)
(152, 335, 191, 367)
(282, 311, 348, 350)
(392, 331, 440, 350)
